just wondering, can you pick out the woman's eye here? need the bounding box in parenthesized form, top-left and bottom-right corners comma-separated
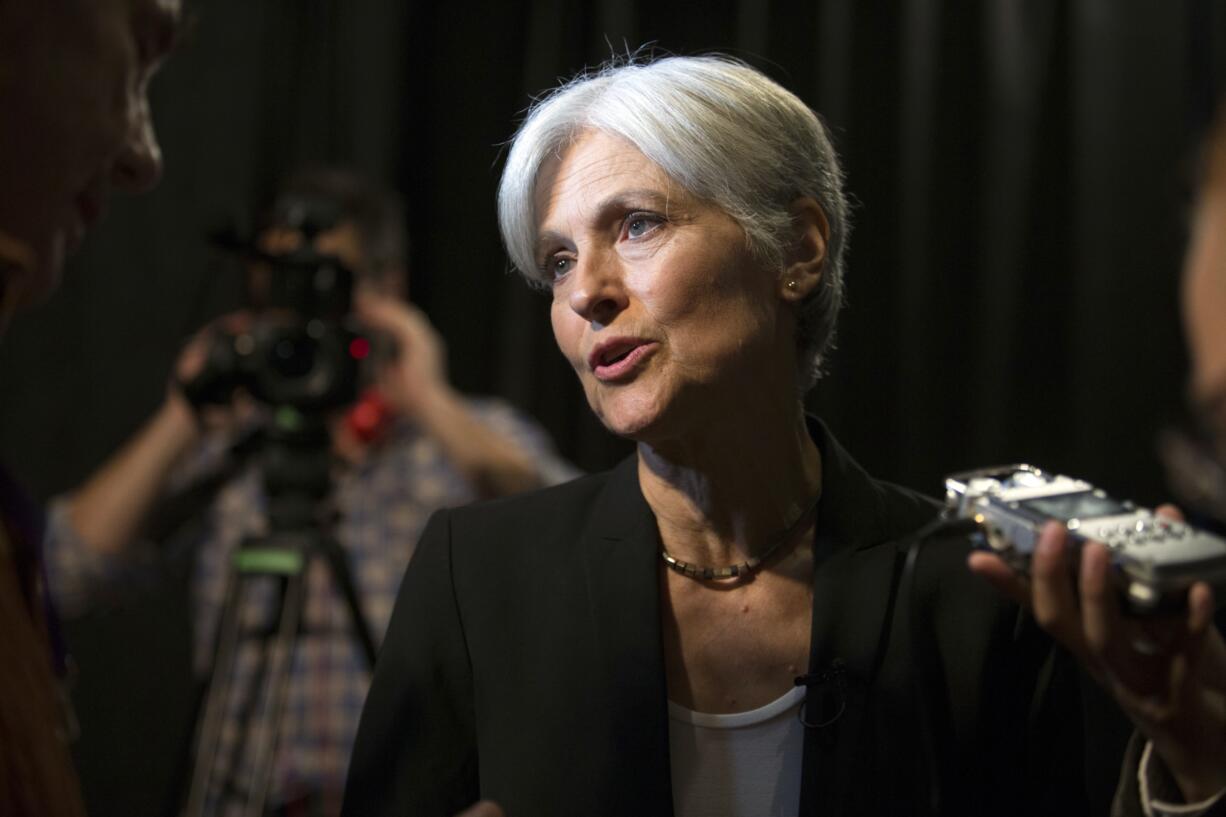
(624, 213, 661, 239)
(547, 256, 574, 281)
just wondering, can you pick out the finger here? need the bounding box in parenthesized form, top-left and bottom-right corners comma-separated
(1081, 539, 1198, 702)
(353, 291, 396, 327)
(1078, 541, 1121, 660)
(1183, 582, 1226, 684)
(390, 301, 439, 343)
(374, 361, 406, 392)
(1030, 522, 1087, 655)
(1104, 584, 1226, 728)
(177, 323, 227, 382)
(355, 292, 420, 343)
(176, 340, 210, 381)
(967, 551, 1032, 608)
(1154, 503, 1186, 522)
(1186, 581, 1214, 639)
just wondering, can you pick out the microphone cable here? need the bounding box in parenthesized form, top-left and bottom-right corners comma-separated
(899, 512, 985, 816)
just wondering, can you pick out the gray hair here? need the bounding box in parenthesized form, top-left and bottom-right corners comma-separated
(496, 54, 849, 390)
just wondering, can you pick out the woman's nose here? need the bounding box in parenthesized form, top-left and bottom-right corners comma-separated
(112, 98, 163, 194)
(567, 255, 629, 325)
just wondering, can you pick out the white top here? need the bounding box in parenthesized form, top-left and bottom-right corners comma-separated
(668, 685, 807, 817)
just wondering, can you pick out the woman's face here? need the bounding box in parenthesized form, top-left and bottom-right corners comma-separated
(535, 130, 793, 442)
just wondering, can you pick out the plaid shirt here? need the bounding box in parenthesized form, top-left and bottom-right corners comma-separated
(44, 398, 577, 815)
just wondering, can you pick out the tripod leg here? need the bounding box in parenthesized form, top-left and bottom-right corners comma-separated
(183, 563, 250, 817)
(241, 568, 306, 817)
(318, 535, 377, 668)
(213, 601, 276, 810)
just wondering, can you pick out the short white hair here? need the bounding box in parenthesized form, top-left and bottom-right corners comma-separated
(497, 54, 850, 390)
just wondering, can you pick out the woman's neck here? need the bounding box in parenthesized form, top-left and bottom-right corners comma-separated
(638, 401, 822, 568)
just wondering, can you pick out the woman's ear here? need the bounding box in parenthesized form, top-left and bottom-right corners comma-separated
(779, 196, 829, 302)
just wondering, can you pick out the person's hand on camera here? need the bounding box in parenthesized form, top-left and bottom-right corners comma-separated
(164, 311, 257, 437)
(353, 291, 449, 421)
(968, 510, 1226, 802)
(351, 290, 544, 496)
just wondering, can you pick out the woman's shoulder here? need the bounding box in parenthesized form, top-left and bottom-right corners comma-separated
(409, 459, 647, 623)
(453, 465, 620, 524)
(427, 456, 639, 558)
(869, 476, 943, 537)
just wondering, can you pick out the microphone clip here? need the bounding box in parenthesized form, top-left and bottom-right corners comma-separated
(795, 658, 850, 729)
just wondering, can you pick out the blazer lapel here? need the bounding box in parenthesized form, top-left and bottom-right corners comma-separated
(798, 421, 913, 815)
(580, 455, 675, 816)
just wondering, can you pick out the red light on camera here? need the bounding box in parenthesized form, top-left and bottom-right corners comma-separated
(345, 387, 395, 443)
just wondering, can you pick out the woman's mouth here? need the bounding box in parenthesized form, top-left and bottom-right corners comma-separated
(589, 338, 658, 382)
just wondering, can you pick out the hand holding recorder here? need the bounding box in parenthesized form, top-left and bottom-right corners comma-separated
(959, 466, 1226, 804)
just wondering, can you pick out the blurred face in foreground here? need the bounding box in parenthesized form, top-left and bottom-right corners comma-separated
(1184, 122, 1226, 424)
(1165, 118, 1226, 524)
(0, 0, 180, 317)
(536, 130, 798, 445)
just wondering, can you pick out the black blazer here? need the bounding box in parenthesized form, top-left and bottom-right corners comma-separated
(343, 421, 1126, 817)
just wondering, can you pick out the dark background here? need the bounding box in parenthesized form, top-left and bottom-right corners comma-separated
(2, 1, 1225, 814)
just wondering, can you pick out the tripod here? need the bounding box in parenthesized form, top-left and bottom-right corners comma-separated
(182, 408, 377, 817)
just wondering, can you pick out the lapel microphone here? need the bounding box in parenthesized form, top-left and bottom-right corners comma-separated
(795, 657, 849, 728)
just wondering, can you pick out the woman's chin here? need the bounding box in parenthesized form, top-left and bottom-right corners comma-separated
(588, 385, 711, 446)
(591, 398, 667, 443)
(597, 412, 656, 442)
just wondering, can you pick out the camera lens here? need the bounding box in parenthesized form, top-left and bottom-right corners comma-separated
(271, 333, 316, 377)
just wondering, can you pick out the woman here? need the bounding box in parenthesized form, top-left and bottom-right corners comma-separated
(343, 55, 1110, 817)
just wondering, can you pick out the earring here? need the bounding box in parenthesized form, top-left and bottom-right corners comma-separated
(786, 279, 798, 291)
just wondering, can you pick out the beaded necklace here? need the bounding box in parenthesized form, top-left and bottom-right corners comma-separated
(660, 495, 820, 581)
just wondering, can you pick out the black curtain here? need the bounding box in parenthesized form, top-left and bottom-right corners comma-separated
(1, 1, 1223, 813)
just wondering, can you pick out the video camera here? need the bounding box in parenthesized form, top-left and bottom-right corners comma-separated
(183, 193, 368, 412)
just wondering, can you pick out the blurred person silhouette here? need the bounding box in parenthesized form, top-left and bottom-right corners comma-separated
(0, 0, 179, 813)
(41, 166, 577, 816)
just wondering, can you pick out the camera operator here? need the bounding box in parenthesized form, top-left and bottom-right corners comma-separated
(0, 0, 178, 814)
(970, 111, 1226, 816)
(40, 167, 578, 815)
